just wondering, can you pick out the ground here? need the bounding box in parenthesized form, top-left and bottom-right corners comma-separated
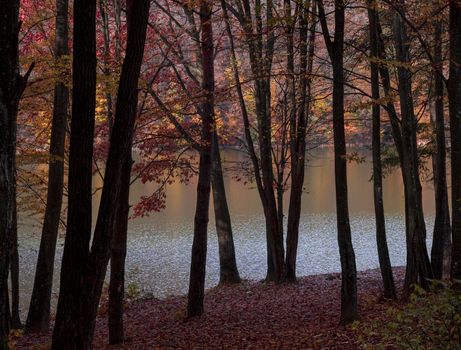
(15, 268, 405, 349)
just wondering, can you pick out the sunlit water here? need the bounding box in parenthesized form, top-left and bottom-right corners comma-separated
(17, 148, 437, 317)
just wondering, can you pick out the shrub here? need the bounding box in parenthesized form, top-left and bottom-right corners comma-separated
(357, 282, 461, 349)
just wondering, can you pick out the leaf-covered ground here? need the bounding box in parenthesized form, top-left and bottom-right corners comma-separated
(16, 268, 404, 349)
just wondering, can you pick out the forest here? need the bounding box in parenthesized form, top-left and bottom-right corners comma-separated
(1, 0, 461, 348)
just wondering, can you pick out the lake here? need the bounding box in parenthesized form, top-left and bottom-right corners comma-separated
(17, 147, 436, 317)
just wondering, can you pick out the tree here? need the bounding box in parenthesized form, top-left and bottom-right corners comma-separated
(449, 0, 461, 282)
(52, 0, 151, 347)
(391, 0, 433, 296)
(26, 0, 69, 333)
(187, 0, 215, 317)
(0, 0, 33, 344)
(222, 0, 285, 282)
(430, 17, 451, 280)
(369, 0, 434, 296)
(368, 0, 397, 300)
(211, 129, 241, 284)
(147, 0, 240, 285)
(10, 193, 21, 329)
(108, 153, 132, 344)
(318, 0, 358, 325)
(51, 0, 97, 346)
(285, 0, 317, 282)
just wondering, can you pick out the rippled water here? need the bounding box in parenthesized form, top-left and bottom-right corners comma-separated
(17, 148, 436, 317)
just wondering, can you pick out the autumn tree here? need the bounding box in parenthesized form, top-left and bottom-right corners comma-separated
(389, 0, 433, 296)
(222, 0, 285, 282)
(187, 0, 216, 317)
(430, 14, 451, 280)
(318, 0, 358, 324)
(285, 0, 317, 282)
(51, 0, 97, 345)
(26, 0, 69, 333)
(52, 0, 150, 347)
(449, 0, 461, 282)
(365, 0, 434, 296)
(148, 0, 240, 285)
(367, 0, 396, 300)
(0, 0, 34, 344)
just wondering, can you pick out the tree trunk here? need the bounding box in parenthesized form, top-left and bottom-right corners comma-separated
(10, 188, 21, 329)
(223, 0, 284, 282)
(449, 1, 461, 282)
(430, 19, 451, 280)
(26, 0, 69, 333)
(286, 0, 316, 282)
(51, 0, 97, 346)
(211, 130, 240, 284)
(187, 1, 214, 317)
(108, 154, 132, 344)
(368, 1, 397, 300)
(0, 0, 30, 344)
(52, 1, 150, 347)
(373, 2, 432, 295)
(318, 0, 358, 325)
(392, 1, 433, 297)
(107, 0, 130, 343)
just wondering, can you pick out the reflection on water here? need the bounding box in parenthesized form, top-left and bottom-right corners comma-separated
(18, 148, 436, 316)
(123, 147, 435, 225)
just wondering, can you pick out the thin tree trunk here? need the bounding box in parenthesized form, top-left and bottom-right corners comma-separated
(107, 0, 129, 342)
(368, 0, 397, 300)
(373, 7, 420, 297)
(211, 129, 240, 284)
(449, 0, 461, 282)
(392, 1, 433, 297)
(26, 0, 69, 333)
(286, 0, 316, 282)
(430, 19, 451, 280)
(318, 0, 358, 325)
(10, 187, 21, 329)
(1, 0, 33, 344)
(108, 153, 132, 344)
(187, 1, 214, 317)
(223, 0, 284, 282)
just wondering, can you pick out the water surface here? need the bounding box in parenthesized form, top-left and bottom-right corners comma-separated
(18, 148, 436, 316)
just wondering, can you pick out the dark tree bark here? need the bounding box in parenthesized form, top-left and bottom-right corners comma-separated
(254, 9, 285, 283)
(430, 19, 451, 280)
(187, 1, 215, 317)
(147, 3, 239, 286)
(52, 1, 150, 347)
(26, 0, 69, 333)
(51, 0, 97, 346)
(108, 154, 132, 344)
(286, 0, 316, 282)
(211, 130, 240, 284)
(318, 0, 358, 325)
(368, 0, 396, 300)
(391, 1, 433, 297)
(106, 0, 131, 343)
(10, 186, 21, 329)
(223, 0, 284, 282)
(284, 0, 298, 283)
(0, 0, 33, 344)
(449, 0, 461, 282)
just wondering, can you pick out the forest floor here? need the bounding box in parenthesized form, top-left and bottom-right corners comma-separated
(15, 267, 405, 349)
